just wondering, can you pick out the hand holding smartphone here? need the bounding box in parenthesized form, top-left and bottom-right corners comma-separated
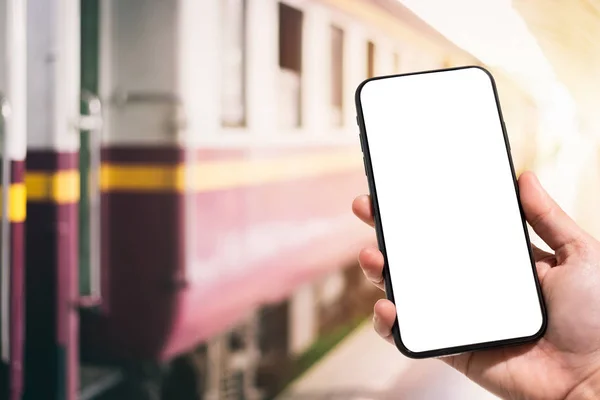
(354, 66, 547, 358)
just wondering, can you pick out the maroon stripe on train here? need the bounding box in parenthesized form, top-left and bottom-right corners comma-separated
(9, 221, 24, 400)
(80, 169, 366, 362)
(24, 151, 78, 399)
(1, 160, 26, 400)
(80, 189, 185, 362)
(101, 147, 185, 164)
(25, 151, 78, 171)
(100, 144, 360, 164)
(79, 146, 362, 364)
(10, 160, 25, 184)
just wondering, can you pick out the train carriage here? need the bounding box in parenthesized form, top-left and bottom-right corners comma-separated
(82, 0, 374, 394)
(0, 1, 27, 399)
(21, 0, 541, 399)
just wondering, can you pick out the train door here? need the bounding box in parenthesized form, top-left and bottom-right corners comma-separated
(0, 1, 27, 399)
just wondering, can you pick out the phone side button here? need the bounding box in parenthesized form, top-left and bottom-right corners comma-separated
(362, 156, 367, 175)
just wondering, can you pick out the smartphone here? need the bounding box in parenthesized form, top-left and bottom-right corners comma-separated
(355, 66, 547, 358)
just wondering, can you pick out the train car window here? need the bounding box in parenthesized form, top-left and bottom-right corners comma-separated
(331, 25, 344, 127)
(367, 41, 375, 78)
(221, 0, 247, 127)
(278, 3, 303, 128)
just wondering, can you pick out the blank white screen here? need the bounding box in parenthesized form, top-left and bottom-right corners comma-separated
(359, 67, 544, 354)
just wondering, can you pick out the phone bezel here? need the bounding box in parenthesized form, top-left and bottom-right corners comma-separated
(354, 65, 548, 359)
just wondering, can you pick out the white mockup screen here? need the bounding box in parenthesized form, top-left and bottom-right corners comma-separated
(358, 67, 544, 354)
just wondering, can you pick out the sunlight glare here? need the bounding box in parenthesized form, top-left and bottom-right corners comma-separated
(397, 0, 578, 147)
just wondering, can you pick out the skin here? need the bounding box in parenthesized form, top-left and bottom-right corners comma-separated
(352, 171, 600, 400)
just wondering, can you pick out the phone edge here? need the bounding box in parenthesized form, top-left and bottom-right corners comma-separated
(354, 64, 548, 359)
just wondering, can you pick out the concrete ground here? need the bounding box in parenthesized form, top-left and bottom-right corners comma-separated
(278, 320, 499, 400)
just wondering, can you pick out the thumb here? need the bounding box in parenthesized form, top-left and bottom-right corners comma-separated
(518, 171, 586, 253)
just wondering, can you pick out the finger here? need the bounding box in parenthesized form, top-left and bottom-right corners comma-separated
(530, 243, 556, 283)
(358, 247, 385, 290)
(373, 299, 396, 345)
(352, 195, 375, 228)
(531, 243, 556, 267)
(530, 242, 553, 262)
(518, 171, 587, 253)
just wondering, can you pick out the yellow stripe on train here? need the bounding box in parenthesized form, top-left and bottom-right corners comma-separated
(0, 183, 27, 222)
(25, 149, 363, 203)
(101, 150, 363, 192)
(26, 170, 80, 203)
(99, 165, 183, 192)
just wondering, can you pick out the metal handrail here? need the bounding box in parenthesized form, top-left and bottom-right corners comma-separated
(0, 93, 11, 362)
(112, 89, 181, 106)
(79, 91, 103, 306)
(111, 89, 187, 131)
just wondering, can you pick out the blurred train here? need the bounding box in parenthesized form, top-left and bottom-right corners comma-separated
(0, 0, 540, 399)
(0, 1, 26, 400)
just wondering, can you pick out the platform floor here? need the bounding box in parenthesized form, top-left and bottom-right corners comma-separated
(278, 320, 499, 400)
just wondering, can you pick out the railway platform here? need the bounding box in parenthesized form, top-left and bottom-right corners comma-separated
(278, 320, 499, 400)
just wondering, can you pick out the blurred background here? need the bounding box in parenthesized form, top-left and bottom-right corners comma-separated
(1, 0, 600, 399)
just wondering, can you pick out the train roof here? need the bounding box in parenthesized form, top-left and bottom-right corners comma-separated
(319, 0, 536, 108)
(320, 0, 477, 62)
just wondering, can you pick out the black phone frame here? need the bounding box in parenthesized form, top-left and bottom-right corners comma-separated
(354, 65, 548, 359)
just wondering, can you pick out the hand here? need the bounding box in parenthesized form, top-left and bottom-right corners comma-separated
(352, 171, 600, 400)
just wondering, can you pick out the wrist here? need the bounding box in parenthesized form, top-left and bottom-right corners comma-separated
(565, 368, 600, 400)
